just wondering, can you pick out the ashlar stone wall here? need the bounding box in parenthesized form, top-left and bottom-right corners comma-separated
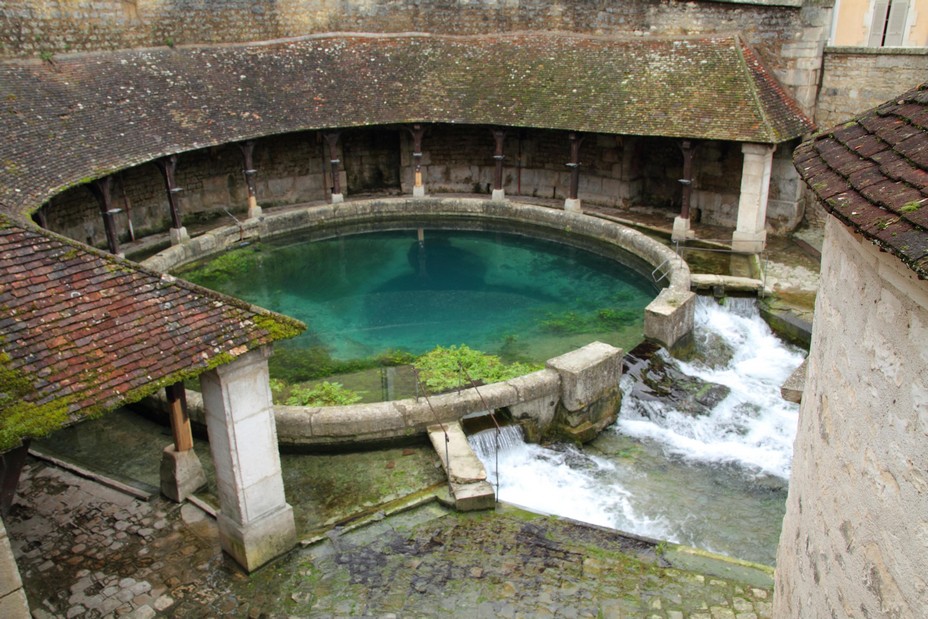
(815, 47, 928, 131)
(774, 217, 928, 617)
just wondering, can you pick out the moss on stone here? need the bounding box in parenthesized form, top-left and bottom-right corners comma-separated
(0, 349, 75, 452)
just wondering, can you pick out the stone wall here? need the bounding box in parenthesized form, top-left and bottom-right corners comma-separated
(815, 47, 928, 130)
(774, 217, 928, 617)
(1, 0, 807, 58)
(41, 126, 757, 249)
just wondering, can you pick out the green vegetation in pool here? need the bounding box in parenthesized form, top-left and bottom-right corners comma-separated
(179, 228, 657, 387)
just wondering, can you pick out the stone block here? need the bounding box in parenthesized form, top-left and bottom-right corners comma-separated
(217, 504, 296, 573)
(644, 288, 697, 349)
(0, 589, 30, 619)
(780, 358, 808, 404)
(168, 226, 189, 245)
(546, 342, 623, 412)
(159, 445, 207, 503)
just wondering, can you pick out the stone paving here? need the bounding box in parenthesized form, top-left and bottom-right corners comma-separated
(7, 459, 774, 618)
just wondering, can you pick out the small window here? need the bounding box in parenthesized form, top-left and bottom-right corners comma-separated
(869, 0, 910, 47)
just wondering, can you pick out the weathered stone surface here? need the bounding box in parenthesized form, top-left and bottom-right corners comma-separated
(779, 358, 807, 404)
(774, 219, 928, 618)
(546, 342, 623, 413)
(645, 288, 697, 349)
(159, 445, 207, 503)
(0, 517, 28, 618)
(623, 344, 731, 419)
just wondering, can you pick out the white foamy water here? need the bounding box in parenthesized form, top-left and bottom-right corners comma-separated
(617, 297, 804, 479)
(469, 426, 675, 540)
(468, 297, 804, 562)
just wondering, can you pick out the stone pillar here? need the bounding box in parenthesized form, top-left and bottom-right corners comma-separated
(491, 129, 506, 201)
(564, 132, 584, 212)
(732, 143, 775, 253)
(154, 154, 189, 245)
(0, 516, 29, 618)
(160, 382, 206, 503)
(408, 124, 426, 198)
(672, 140, 697, 242)
(89, 177, 123, 256)
(237, 140, 262, 219)
(546, 342, 623, 443)
(200, 348, 296, 572)
(324, 132, 344, 203)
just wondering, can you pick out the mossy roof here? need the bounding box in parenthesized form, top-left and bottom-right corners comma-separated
(0, 32, 812, 219)
(0, 216, 304, 452)
(794, 82, 928, 279)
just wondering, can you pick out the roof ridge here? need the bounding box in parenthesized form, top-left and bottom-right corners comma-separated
(734, 36, 776, 144)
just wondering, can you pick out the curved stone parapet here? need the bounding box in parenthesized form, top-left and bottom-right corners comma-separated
(142, 196, 694, 348)
(139, 197, 695, 447)
(145, 342, 624, 448)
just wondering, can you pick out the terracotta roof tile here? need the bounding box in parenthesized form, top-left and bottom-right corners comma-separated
(0, 217, 304, 450)
(795, 82, 928, 279)
(0, 33, 812, 219)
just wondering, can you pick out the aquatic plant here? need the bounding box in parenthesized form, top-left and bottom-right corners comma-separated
(284, 381, 363, 407)
(414, 344, 540, 393)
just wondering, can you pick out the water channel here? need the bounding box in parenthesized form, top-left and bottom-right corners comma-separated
(470, 297, 803, 565)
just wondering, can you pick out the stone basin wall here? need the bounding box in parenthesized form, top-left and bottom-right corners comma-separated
(146, 341, 623, 447)
(140, 197, 694, 447)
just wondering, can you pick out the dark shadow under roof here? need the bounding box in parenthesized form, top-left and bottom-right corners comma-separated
(0, 216, 304, 451)
(0, 32, 813, 219)
(794, 82, 928, 279)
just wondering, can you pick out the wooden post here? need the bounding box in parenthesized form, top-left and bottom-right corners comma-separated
(166, 382, 193, 452)
(89, 177, 121, 255)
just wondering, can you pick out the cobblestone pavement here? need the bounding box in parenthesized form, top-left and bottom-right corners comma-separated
(8, 460, 774, 618)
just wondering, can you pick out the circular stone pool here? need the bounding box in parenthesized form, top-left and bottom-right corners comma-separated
(179, 227, 658, 370)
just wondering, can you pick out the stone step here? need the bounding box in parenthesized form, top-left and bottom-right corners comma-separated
(780, 357, 807, 404)
(427, 422, 496, 512)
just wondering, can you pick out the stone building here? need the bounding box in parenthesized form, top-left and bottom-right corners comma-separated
(0, 0, 926, 616)
(775, 82, 928, 617)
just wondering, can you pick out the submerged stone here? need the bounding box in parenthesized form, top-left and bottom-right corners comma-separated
(623, 342, 731, 418)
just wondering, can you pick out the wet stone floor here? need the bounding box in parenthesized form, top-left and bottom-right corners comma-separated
(9, 458, 774, 618)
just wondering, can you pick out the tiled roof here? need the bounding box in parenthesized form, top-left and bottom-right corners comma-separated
(794, 83, 928, 279)
(0, 32, 812, 219)
(0, 216, 304, 451)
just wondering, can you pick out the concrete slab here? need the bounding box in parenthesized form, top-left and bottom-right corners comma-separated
(427, 422, 495, 511)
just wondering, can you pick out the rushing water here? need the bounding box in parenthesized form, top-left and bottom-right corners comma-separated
(179, 229, 656, 364)
(469, 297, 805, 565)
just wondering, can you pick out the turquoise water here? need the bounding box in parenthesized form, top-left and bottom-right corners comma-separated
(181, 229, 657, 364)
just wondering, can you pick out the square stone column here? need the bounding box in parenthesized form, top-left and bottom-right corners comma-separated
(732, 143, 775, 253)
(0, 516, 29, 618)
(200, 347, 296, 572)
